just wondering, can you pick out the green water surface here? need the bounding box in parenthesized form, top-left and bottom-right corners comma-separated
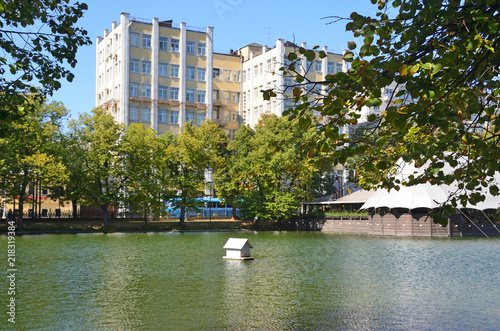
(2, 231, 500, 330)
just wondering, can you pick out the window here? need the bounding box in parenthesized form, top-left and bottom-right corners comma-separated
(170, 110, 179, 124)
(259, 63, 263, 75)
(186, 89, 195, 102)
(159, 109, 167, 123)
(130, 32, 139, 47)
(171, 38, 179, 52)
(232, 92, 240, 103)
(130, 59, 139, 73)
(130, 83, 139, 97)
(170, 87, 179, 100)
(242, 70, 246, 82)
(198, 43, 206, 55)
(159, 37, 168, 50)
(130, 107, 139, 121)
(385, 88, 393, 96)
(336, 63, 343, 73)
(197, 90, 206, 103)
(315, 61, 322, 72)
(187, 41, 195, 54)
(159, 62, 168, 76)
(142, 60, 151, 74)
(233, 70, 240, 82)
(373, 106, 380, 112)
(143, 34, 151, 48)
(187, 66, 195, 80)
(142, 84, 151, 98)
(253, 87, 258, 99)
(284, 78, 292, 87)
(267, 59, 271, 71)
(197, 68, 206, 81)
(254, 65, 258, 77)
(231, 112, 237, 121)
(213, 68, 220, 79)
(159, 86, 168, 100)
(197, 113, 205, 126)
(224, 70, 231, 81)
(327, 62, 335, 75)
(186, 111, 195, 122)
(142, 108, 150, 122)
(224, 91, 230, 102)
(213, 89, 219, 100)
(171, 64, 179, 77)
(225, 110, 230, 121)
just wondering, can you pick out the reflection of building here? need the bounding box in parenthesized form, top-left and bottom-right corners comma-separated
(96, 13, 241, 138)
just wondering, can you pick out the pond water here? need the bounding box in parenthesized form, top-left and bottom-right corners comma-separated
(3, 231, 500, 330)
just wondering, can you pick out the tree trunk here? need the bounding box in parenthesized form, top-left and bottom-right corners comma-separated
(101, 205, 109, 229)
(179, 207, 185, 229)
(232, 205, 237, 220)
(144, 211, 148, 226)
(72, 200, 78, 220)
(17, 179, 29, 231)
(17, 195, 24, 231)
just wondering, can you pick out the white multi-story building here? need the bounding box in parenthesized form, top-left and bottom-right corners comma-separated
(96, 13, 241, 137)
(236, 39, 347, 129)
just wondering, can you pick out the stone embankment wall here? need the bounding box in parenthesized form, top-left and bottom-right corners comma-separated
(321, 214, 500, 237)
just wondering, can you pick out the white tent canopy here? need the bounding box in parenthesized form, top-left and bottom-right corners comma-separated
(361, 156, 500, 211)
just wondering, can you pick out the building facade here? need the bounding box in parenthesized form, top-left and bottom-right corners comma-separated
(96, 14, 352, 191)
(96, 13, 241, 137)
(238, 40, 346, 128)
(96, 14, 350, 136)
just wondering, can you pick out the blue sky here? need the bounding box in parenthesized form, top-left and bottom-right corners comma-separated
(50, 0, 377, 120)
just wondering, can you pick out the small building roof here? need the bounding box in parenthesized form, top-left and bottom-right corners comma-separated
(223, 238, 253, 250)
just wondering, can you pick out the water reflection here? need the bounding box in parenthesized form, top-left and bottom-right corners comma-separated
(4, 233, 500, 330)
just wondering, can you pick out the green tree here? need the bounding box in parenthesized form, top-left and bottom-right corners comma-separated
(284, 0, 499, 208)
(67, 108, 125, 229)
(0, 0, 91, 135)
(213, 125, 254, 220)
(0, 100, 68, 230)
(168, 123, 208, 227)
(120, 123, 167, 224)
(229, 114, 323, 224)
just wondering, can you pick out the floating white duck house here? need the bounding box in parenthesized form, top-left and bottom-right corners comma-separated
(223, 238, 254, 260)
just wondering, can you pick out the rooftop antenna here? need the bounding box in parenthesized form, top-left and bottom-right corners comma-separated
(264, 27, 276, 47)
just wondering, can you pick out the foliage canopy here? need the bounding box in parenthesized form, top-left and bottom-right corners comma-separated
(0, 0, 90, 134)
(283, 0, 499, 208)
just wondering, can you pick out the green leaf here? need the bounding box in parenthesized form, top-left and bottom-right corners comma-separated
(299, 117, 312, 130)
(431, 63, 442, 76)
(490, 185, 499, 196)
(343, 51, 354, 62)
(348, 41, 357, 50)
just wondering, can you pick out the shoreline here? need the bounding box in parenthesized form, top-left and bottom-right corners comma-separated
(0, 219, 282, 235)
